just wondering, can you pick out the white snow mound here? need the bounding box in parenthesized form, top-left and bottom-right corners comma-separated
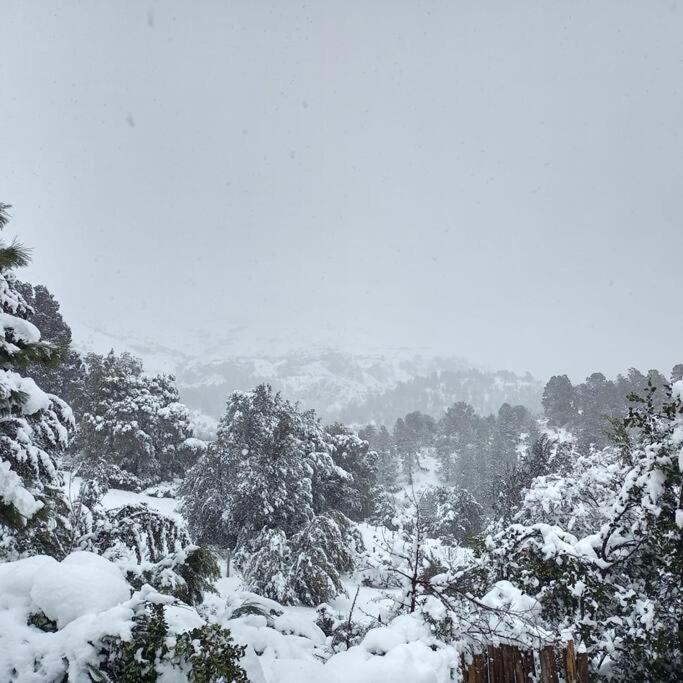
(30, 551, 131, 627)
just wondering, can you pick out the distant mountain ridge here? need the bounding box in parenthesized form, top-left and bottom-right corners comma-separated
(70, 322, 544, 425)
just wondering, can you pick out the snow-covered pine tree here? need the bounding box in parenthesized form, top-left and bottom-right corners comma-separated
(147, 373, 200, 481)
(421, 484, 483, 546)
(14, 281, 85, 409)
(542, 374, 577, 427)
(325, 423, 378, 521)
(180, 384, 360, 605)
(359, 423, 399, 491)
(0, 203, 75, 560)
(435, 401, 481, 486)
(77, 351, 197, 489)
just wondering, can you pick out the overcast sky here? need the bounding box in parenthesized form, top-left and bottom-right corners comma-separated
(1, 0, 682, 380)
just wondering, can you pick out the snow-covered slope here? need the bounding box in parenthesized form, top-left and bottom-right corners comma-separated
(70, 322, 543, 424)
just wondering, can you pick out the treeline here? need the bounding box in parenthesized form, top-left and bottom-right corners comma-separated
(341, 368, 543, 425)
(543, 366, 682, 449)
(360, 401, 536, 504)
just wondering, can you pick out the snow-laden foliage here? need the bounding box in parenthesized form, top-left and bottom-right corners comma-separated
(0, 205, 75, 560)
(76, 351, 200, 489)
(0, 552, 248, 682)
(237, 511, 358, 606)
(487, 381, 683, 679)
(420, 484, 483, 546)
(357, 495, 550, 655)
(72, 487, 219, 607)
(358, 423, 400, 491)
(325, 423, 379, 521)
(14, 281, 85, 409)
(180, 385, 362, 605)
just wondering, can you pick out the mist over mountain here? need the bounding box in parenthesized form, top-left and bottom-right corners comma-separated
(70, 321, 543, 424)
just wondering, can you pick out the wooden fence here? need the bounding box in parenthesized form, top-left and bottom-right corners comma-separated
(461, 640, 589, 682)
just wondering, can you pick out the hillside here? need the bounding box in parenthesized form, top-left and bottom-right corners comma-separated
(70, 322, 543, 423)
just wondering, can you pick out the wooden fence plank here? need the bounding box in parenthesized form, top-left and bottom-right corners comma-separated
(465, 653, 486, 683)
(461, 643, 587, 683)
(576, 652, 589, 683)
(512, 647, 525, 682)
(539, 646, 558, 683)
(564, 640, 577, 683)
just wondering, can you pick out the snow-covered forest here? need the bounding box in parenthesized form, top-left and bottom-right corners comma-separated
(1, 203, 681, 681)
(3, 2, 683, 681)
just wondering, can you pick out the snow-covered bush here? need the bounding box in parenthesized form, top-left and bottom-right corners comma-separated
(0, 551, 248, 682)
(487, 381, 683, 679)
(81, 501, 219, 606)
(236, 511, 358, 606)
(101, 602, 249, 683)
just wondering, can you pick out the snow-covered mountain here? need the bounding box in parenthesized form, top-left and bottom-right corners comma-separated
(70, 322, 544, 424)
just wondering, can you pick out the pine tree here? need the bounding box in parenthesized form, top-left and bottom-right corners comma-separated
(421, 484, 483, 545)
(14, 282, 85, 407)
(574, 372, 616, 450)
(393, 411, 435, 483)
(76, 351, 197, 488)
(180, 384, 360, 605)
(542, 374, 576, 427)
(359, 424, 399, 491)
(0, 203, 75, 559)
(492, 403, 537, 468)
(435, 401, 480, 486)
(325, 423, 378, 521)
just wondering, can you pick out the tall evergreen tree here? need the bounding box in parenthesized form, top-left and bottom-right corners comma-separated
(542, 374, 576, 427)
(76, 351, 196, 488)
(180, 385, 359, 605)
(435, 402, 480, 485)
(0, 203, 75, 559)
(14, 282, 85, 408)
(325, 423, 378, 521)
(393, 411, 435, 483)
(358, 424, 399, 491)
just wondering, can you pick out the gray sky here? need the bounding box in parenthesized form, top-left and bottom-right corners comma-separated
(1, 0, 682, 380)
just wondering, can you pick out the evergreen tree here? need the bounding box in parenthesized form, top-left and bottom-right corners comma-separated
(0, 203, 75, 559)
(358, 424, 399, 491)
(182, 385, 348, 547)
(393, 411, 435, 483)
(325, 423, 378, 521)
(541, 374, 576, 427)
(574, 372, 616, 450)
(76, 351, 197, 488)
(491, 403, 537, 470)
(435, 401, 481, 487)
(180, 385, 359, 605)
(421, 484, 483, 545)
(14, 282, 85, 408)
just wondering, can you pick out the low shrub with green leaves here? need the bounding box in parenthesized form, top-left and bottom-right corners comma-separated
(97, 602, 249, 682)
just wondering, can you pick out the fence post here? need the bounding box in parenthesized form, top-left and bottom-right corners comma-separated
(539, 646, 558, 683)
(576, 651, 589, 683)
(522, 649, 535, 681)
(471, 653, 487, 683)
(564, 640, 577, 683)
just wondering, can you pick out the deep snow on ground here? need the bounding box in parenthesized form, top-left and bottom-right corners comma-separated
(41, 466, 463, 682)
